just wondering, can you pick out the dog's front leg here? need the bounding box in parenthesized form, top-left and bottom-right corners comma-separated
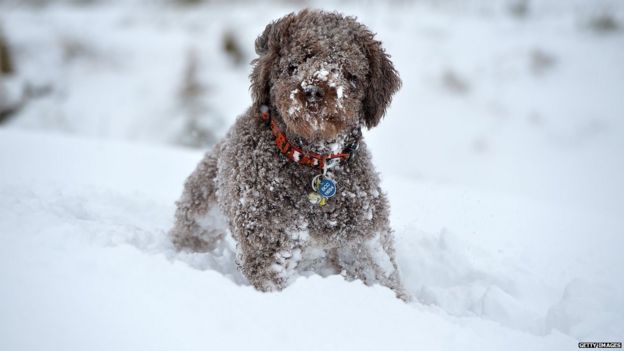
(337, 231, 410, 301)
(235, 229, 302, 292)
(170, 150, 226, 252)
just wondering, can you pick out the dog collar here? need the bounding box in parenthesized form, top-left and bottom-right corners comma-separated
(259, 105, 359, 171)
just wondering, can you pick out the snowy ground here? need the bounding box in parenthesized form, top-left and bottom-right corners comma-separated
(1, 0, 623, 350)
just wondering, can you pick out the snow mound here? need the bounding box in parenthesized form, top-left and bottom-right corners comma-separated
(1, 129, 621, 350)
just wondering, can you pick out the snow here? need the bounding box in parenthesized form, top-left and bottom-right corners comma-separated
(336, 85, 344, 99)
(0, 129, 620, 350)
(314, 67, 330, 81)
(0, 129, 576, 351)
(1, 0, 624, 350)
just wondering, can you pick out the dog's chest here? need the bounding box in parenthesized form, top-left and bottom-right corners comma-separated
(258, 161, 379, 243)
(218, 116, 383, 244)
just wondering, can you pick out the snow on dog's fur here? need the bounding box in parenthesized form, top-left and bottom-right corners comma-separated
(170, 10, 407, 299)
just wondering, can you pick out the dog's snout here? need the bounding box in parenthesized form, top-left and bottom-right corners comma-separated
(304, 85, 324, 102)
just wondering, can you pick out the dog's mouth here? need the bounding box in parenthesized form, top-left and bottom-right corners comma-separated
(306, 102, 320, 113)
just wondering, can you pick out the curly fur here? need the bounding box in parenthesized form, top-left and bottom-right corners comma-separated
(170, 10, 407, 300)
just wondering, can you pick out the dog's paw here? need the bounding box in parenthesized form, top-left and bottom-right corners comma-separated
(258, 280, 280, 292)
(270, 248, 302, 282)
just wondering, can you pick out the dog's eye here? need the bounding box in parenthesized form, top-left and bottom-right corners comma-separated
(345, 73, 358, 87)
(288, 63, 298, 74)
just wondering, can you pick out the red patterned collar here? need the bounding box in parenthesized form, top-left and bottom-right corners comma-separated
(259, 106, 359, 171)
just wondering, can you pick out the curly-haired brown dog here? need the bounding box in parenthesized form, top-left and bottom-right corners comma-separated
(170, 10, 408, 300)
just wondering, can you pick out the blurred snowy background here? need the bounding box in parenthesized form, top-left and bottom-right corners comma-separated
(1, 0, 623, 350)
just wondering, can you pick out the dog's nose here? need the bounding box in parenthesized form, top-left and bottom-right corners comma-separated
(304, 85, 324, 102)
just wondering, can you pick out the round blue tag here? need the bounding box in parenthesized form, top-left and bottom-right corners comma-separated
(318, 178, 337, 198)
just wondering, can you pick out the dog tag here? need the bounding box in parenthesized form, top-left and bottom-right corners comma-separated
(318, 178, 337, 198)
(309, 174, 336, 206)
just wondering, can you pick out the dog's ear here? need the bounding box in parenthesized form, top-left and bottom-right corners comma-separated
(250, 13, 296, 108)
(361, 34, 401, 129)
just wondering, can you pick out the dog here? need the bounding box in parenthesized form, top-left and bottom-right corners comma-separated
(170, 9, 407, 300)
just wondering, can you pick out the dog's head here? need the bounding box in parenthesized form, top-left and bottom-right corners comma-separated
(251, 10, 401, 142)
